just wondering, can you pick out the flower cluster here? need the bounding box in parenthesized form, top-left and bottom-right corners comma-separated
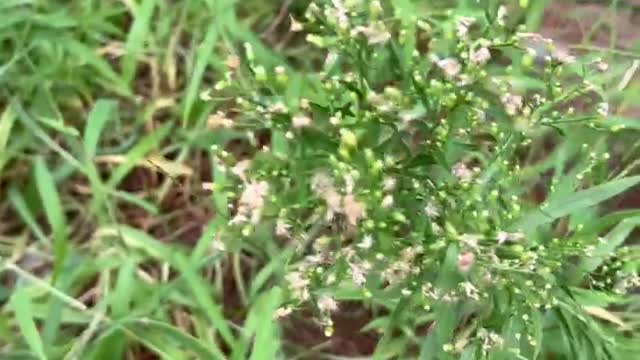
(204, 1, 635, 358)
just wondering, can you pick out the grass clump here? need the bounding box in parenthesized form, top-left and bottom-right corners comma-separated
(204, 1, 640, 358)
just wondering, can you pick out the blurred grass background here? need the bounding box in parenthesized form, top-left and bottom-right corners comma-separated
(0, 0, 639, 359)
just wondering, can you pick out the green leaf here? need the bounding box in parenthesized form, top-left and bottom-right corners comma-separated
(111, 190, 159, 215)
(84, 100, 117, 159)
(124, 318, 225, 360)
(10, 287, 48, 360)
(122, 0, 158, 82)
(8, 187, 48, 245)
(172, 254, 235, 348)
(248, 249, 292, 299)
(246, 288, 283, 360)
(34, 157, 68, 281)
(182, 24, 218, 124)
(211, 156, 229, 218)
(580, 215, 640, 273)
(35, 116, 79, 137)
(110, 259, 137, 318)
(106, 122, 173, 189)
(271, 130, 289, 158)
(96, 225, 174, 260)
(0, 104, 15, 152)
(373, 298, 410, 360)
(514, 176, 640, 231)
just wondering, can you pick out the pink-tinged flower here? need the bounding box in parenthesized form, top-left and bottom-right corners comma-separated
(292, 114, 312, 128)
(437, 58, 462, 78)
(470, 47, 491, 65)
(239, 181, 268, 210)
(501, 93, 523, 116)
(457, 252, 475, 273)
(343, 194, 366, 226)
(452, 162, 474, 183)
(318, 295, 338, 313)
(553, 49, 576, 64)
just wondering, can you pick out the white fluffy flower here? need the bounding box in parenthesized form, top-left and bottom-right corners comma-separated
(351, 23, 391, 44)
(231, 160, 251, 181)
(276, 219, 291, 238)
(381, 194, 394, 208)
(460, 233, 482, 248)
(292, 114, 312, 128)
(318, 295, 338, 313)
(456, 17, 475, 38)
(343, 194, 366, 225)
(497, 6, 507, 26)
(289, 15, 303, 32)
(496, 231, 525, 244)
(232, 180, 269, 225)
(437, 58, 462, 78)
(597, 102, 609, 117)
(460, 281, 480, 300)
(207, 111, 233, 129)
(274, 306, 293, 318)
(424, 202, 440, 218)
(357, 234, 373, 249)
(501, 93, 523, 116)
(383, 177, 396, 191)
(286, 271, 310, 301)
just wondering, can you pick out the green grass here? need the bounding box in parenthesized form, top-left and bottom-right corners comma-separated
(0, 0, 639, 359)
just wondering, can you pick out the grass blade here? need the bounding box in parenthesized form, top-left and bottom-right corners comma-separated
(34, 157, 68, 281)
(125, 318, 225, 360)
(122, 0, 158, 83)
(106, 122, 173, 189)
(84, 100, 117, 159)
(172, 254, 235, 348)
(515, 176, 640, 231)
(182, 24, 218, 125)
(8, 186, 48, 245)
(246, 287, 283, 360)
(9, 287, 48, 360)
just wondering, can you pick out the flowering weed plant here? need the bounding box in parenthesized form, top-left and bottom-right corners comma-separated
(207, 1, 640, 358)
